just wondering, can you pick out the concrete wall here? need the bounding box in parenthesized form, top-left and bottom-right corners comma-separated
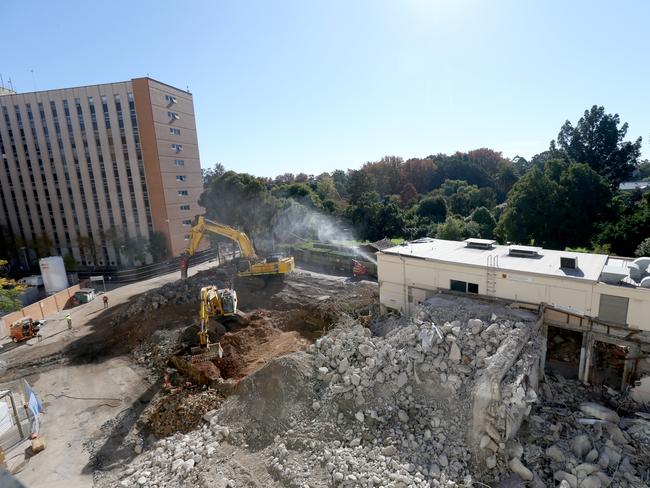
(378, 253, 650, 331)
(1, 284, 80, 336)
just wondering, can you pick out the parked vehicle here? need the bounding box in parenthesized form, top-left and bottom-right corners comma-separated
(9, 317, 42, 342)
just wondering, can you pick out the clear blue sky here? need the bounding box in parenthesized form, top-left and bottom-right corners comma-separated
(3, 0, 649, 177)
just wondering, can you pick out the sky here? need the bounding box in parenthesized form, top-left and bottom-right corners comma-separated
(2, 0, 649, 177)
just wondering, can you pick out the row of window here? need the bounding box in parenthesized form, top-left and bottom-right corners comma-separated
(171, 143, 182, 152)
(169, 127, 180, 135)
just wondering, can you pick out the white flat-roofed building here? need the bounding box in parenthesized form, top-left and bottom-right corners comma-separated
(378, 238, 650, 331)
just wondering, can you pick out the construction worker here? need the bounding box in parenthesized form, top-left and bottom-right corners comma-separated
(65, 314, 72, 330)
(103, 295, 109, 309)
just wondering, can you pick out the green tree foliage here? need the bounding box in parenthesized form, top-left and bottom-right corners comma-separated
(470, 207, 497, 239)
(635, 238, 650, 257)
(148, 231, 170, 262)
(596, 192, 650, 256)
(346, 192, 405, 241)
(77, 235, 99, 264)
(199, 171, 283, 236)
(552, 105, 642, 186)
(0, 259, 24, 312)
(436, 217, 465, 240)
(63, 253, 78, 271)
(497, 161, 611, 248)
(346, 170, 375, 204)
(417, 195, 448, 223)
(31, 233, 53, 258)
(202, 162, 226, 185)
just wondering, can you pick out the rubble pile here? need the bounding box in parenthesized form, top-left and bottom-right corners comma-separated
(145, 389, 225, 437)
(304, 308, 539, 486)
(519, 375, 650, 487)
(112, 270, 226, 324)
(116, 419, 233, 487)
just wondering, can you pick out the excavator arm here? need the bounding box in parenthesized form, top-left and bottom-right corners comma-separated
(185, 216, 256, 258)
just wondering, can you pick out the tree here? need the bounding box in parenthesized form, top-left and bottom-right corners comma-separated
(77, 235, 99, 265)
(596, 192, 650, 256)
(496, 167, 562, 247)
(399, 183, 418, 207)
(148, 231, 170, 262)
(316, 175, 339, 202)
(552, 105, 642, 186)
(347, 170, 374, 204)
(470, 207, 497, 239)
(401, 158, 438, 194)
(635, 238, 650, 257)
(496, 161, 611, 248)
(436, 217, 465, 240)
(31, 233, 53, 258)
(0, 260, 24, 313)
(417, 195, 447, 223)
(202, 162, 226, 185)
(199, 171, 283, 236)
(63, 253, 78, 271)
(360, 156, 404, 196)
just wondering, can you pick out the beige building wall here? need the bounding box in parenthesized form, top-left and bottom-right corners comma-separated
(378, 253, 650, 331)
(0, 77, 205, 267)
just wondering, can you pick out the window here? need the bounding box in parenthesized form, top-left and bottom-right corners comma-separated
(168, 111, 180, 120)
(165, 95, 177, 104)
(176, 175, 186, 182)
(171, 143, 183, 152)
(450, 280, 479, 294)
(180, 204, 190, 211)
(169, 127, 181, 135)
(184, 234, 191, 240)
(174, 159, 185, 166)
(182, 219, 192, 225)
(178, 190, 189, 196)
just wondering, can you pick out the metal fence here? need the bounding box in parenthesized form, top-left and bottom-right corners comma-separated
(77, 247, 227, 283)
(0, 387, 32, 453)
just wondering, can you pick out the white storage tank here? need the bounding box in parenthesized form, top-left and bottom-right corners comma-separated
(39, 256, 69, 295)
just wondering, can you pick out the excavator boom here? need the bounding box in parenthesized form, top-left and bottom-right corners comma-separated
(181, 216, 294, 280)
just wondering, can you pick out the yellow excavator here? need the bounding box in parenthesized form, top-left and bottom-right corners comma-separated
(195, 285, 245, 351)
(181, 216, 294, 280)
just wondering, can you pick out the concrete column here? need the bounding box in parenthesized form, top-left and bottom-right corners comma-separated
(580, 333, 594, 384)
(622, 345, 640, 391)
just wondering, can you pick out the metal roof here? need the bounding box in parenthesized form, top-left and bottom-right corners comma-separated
(381, 239, 609, 282)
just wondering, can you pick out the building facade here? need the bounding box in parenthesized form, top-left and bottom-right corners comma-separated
(0, 77, 204, 267)
(378, 238, 650, 331)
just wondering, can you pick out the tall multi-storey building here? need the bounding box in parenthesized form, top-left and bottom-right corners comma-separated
(0, 77, 205, 267)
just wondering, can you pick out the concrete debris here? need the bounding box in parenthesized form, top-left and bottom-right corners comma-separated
(519, 375, 650, 488)
(98, 291, 650, 488)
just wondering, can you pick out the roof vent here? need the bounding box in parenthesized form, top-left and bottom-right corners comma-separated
(560, 256, 578, 269)
(464, 238, 495, 250)
(508, 245, 541, 258)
